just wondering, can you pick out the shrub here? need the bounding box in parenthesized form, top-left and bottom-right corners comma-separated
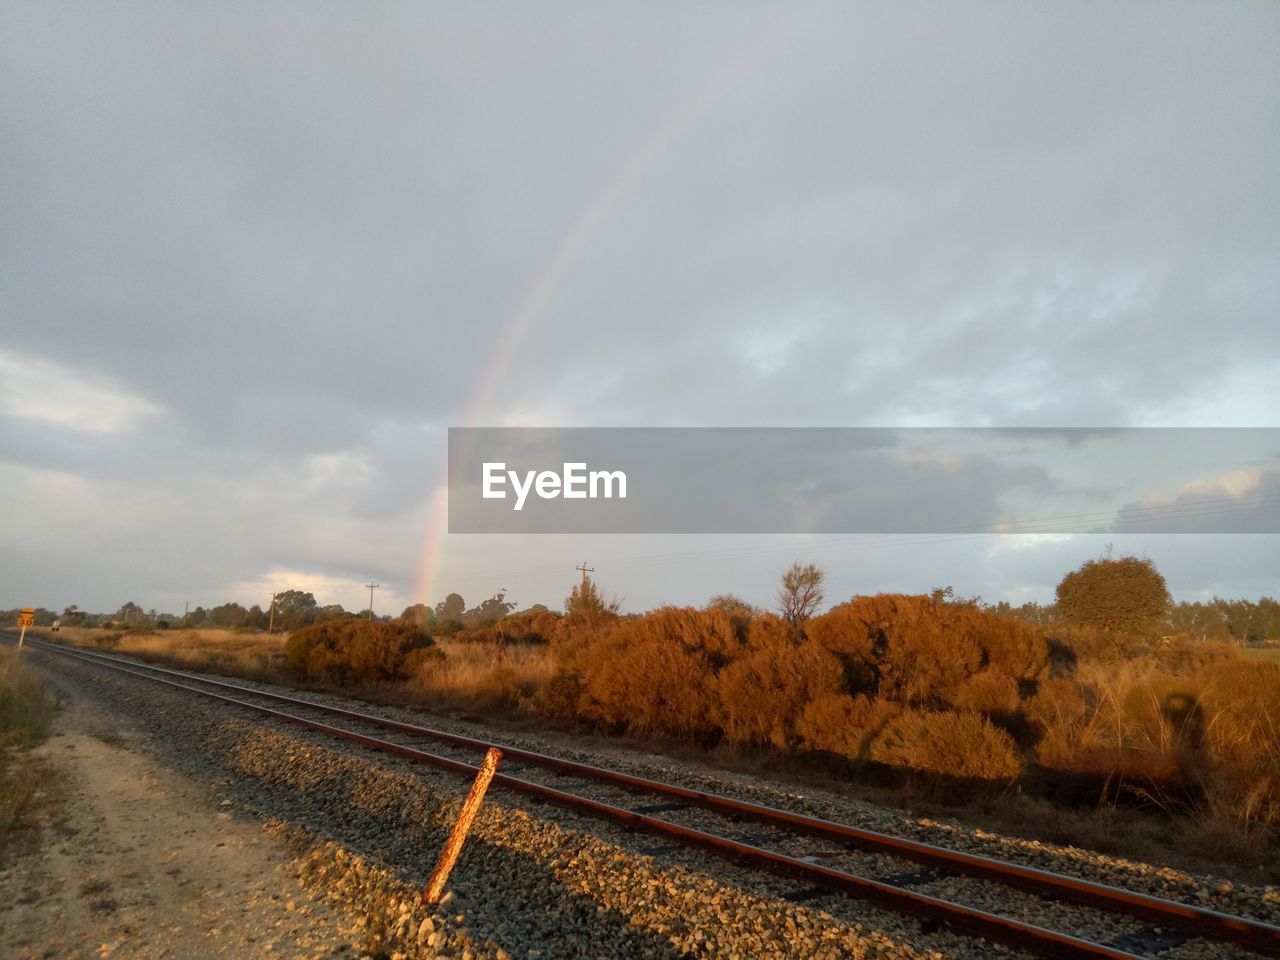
(403, 646, 446, 679)
(805, 594, 1048, 707)
(714, 617, 844, 749)
(284, 620, 433, 685)
(869, 707, 1024, 782)
(952, 671, 1020, 714)
(1045, 623, 1149, 666)
(575, 607, 746, 740)
(1055, 554, 1171, 634)
(536, 669, 585, 719)
(796, 693, 901, 759)
(1152, 639, 1239, 676)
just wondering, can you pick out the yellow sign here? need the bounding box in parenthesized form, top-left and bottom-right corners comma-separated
(17, 608, 35, 627)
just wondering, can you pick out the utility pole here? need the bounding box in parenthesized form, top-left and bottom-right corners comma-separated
(366, 581, 381, 622)
(575, 561, 594, 586)
(268, 592, 277, 633)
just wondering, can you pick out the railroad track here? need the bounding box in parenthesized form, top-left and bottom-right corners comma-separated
(15, 636, 1280, 960)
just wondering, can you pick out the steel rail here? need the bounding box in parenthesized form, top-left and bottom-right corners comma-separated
(19, 637, 1280, 957)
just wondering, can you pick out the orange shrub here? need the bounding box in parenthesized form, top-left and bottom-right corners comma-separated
(1044, 623, 1149, 665)
(575, 607, 746, 740)
(714, 615, 843, 749)
(806, 594, 1048, 708)
(284, 619, 433, 684)
(869, 707, 1024, 782)
(796, 693, 901, 759)
(952, 671, 1020, 715)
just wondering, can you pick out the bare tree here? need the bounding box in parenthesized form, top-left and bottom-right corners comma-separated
(777, 562, 825, 633)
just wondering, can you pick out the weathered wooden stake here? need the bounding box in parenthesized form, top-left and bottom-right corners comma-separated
(421, 747, 503, 906)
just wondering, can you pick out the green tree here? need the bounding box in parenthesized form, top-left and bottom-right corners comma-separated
(1055, 554, 1171, 634)
(400, 603, 435, 631)
(463, 591, 517, 626)
(273, 590, 319, 629)
(207, 602, 249, 628)
(434, 593, 466, 623)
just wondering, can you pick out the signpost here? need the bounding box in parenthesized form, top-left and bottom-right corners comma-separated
(16, 607, 35, 653)
(420, 747, 503, 906)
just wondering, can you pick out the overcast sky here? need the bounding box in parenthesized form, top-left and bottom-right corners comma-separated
(2, 2, 1277, 617)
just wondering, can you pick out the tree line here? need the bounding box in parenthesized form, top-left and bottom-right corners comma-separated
(6, 552, 1278, 646)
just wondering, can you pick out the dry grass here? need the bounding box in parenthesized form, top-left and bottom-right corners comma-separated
(1, 648, 57, 837)
(0, 648, 54, 749)
(408, 639, 556, 712)
(36, 625, 558, 716)
(1244, 647, 1280, 663)
(38, 625, 287, 681)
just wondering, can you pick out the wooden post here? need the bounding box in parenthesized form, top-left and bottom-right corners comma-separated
(420, 747, 502, 906)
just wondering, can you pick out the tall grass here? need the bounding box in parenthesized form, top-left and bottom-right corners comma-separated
(41, 625, 557, 714)
(1, 648, 56, 834)
(408, 638, 556, 711)
(48, 625, 289, 680)
(0, 648, 53, 748)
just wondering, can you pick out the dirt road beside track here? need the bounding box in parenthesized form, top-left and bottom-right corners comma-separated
(1, 694, 359, 960)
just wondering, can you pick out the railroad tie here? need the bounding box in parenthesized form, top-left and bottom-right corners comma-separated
(1107, 928, 1190, 956)
(630, 801, 690, 816)
(876, 869, 942, 888)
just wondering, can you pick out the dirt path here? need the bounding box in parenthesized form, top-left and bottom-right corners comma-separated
(1, 696, 362, 960)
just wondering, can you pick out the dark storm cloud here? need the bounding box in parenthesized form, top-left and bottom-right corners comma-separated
(1, 2, 1276, 611)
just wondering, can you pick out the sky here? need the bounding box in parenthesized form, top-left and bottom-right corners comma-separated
(2, 2, 1277, 618)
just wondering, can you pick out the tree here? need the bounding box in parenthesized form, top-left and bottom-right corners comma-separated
(777, 562, 825, 633)
(434, 593, 466, 623)
(61, 605, 87, 627)
(273, 590, 319, 629)
(245, 604, 267, 629)
(400, 603, 435, 632)
(207, 602, 249, 628)
(1055, 554, 1171, 634)
(706, 594, 760, 625)
(463, 591, 517, 626)
(115, 601, 148, 627)
(566, 577, 607, 621)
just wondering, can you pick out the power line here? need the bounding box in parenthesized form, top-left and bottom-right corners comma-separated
(448, 492, 1279, 582)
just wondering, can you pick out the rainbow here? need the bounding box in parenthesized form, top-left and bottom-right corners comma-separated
(414, 16, 812, 605)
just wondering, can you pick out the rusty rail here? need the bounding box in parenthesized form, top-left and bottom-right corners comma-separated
(18, 636, 1280, 959)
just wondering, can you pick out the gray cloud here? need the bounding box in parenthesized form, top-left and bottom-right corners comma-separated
(1, 2, 1277, 613)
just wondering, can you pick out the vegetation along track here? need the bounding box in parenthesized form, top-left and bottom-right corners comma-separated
(15, 635, 1280, 960)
